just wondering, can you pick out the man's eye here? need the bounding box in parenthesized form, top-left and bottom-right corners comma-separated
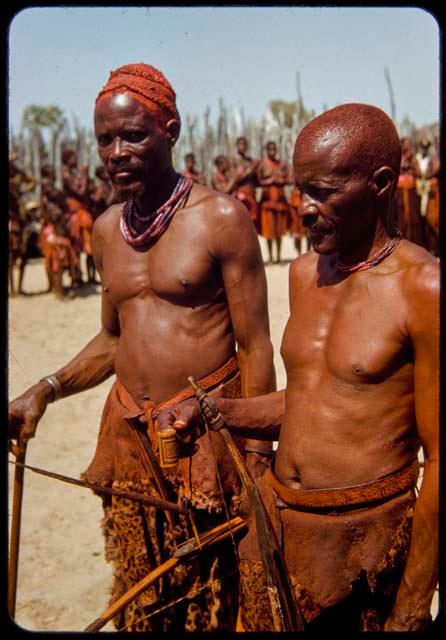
(126, 132, 145, 142)
(306, 186, 332, 199)
(97, 136, 111, 147)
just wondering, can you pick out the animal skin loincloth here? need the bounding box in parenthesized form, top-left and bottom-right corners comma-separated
(81, 356, 244, 632)
(238, 460, 418, 632)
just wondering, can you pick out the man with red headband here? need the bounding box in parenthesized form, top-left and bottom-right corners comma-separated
(8, 63, 275, 631)
(158, 103, 439, 632)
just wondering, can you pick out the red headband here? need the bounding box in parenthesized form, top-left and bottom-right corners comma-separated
(96, 63, 180, 124)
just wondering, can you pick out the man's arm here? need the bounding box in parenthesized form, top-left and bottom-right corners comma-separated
(211, 172, 238, 195)
(211, 196, 276, 474)
(385, 260, 439, 630)
(8, 213, 119, 447)
(157, 389, 285, 446)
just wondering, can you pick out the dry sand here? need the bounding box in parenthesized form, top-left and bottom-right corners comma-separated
(7, 237, 295, 632)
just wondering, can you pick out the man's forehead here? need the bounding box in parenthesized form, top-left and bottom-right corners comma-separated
(94, 93, 157, 131)
(96, 92, 148, 114)
(294, 134, 339, 165)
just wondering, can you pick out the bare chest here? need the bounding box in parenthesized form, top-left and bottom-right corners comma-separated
(281, 277, 410, 385)
(101, 214, 221, 307)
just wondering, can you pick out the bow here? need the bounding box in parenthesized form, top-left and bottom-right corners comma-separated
(188, 376, 305, 632)
(83, 515, 246, 631)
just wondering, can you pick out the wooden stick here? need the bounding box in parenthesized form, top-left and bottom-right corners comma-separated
(9, 460, 186, 514)
(8, 441, 28, 618)
(83, 516, 245, 632)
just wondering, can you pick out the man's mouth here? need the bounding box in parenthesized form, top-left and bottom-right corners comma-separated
(113, 172, 135, 182)
(111, 169, 142, 184)
(309, 225, 336, 246)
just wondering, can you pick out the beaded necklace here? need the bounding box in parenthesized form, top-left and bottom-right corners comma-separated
(336, 231, 403, 273)
(120, 174, 193, 247)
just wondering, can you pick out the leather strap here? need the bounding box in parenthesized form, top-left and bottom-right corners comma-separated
(266, 459, 419, 510)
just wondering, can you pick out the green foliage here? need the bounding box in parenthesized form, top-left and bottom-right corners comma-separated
(22, 104, 66, 128)
(268, 99, 315, 129)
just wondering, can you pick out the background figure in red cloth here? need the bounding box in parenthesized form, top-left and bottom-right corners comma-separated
(211, 155, 238, 194)
(230, 136, 259, 231)
(62, 148, 96, 284)
(424, 136, 440, 256)
(257, 141, 289, 264)
(394, 138, 424, 247)
(182, 152, 206, 185)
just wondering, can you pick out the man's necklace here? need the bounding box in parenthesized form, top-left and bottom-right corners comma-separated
(120, 174, 193, 247)
(336, 231, 403, 273)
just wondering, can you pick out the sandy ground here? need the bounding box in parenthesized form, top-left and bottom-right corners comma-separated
(8, 236, 437, 631)
(7, 237, 296, 632)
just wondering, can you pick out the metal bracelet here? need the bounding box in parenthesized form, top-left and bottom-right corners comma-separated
(39, 375, 63, 402)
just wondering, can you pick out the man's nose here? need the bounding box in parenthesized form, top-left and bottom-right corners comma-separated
(298, 193, 317, 219)
(110, 138, 130, 162)
(302, 212, 318, 228)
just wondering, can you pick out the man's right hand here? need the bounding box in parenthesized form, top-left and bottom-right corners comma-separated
(157, 398, 205, 446)
(8, 381, 54, 452)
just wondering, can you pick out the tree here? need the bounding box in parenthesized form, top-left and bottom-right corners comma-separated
(22, 104, 67, 193)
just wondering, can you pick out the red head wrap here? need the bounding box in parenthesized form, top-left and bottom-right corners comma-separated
(95, 63, 180, 126)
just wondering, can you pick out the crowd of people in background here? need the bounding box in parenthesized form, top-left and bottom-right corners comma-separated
(185, 135, 440, 263)
(9, 148, 116, 299)
(9, 133, 440, 300)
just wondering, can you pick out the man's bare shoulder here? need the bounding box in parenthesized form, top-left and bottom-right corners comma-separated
(189, 183, 250, 225)
(392, 242, 439, 325)
(396, 240, 439, 293)
(289, 251, 319, 281)
(92, 203, 122, 239)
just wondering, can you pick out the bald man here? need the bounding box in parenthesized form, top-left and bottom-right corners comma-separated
(159, 103, 439, 632)
(8, 63, 275, 631)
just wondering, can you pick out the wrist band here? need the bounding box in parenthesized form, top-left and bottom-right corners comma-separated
(40, 375, 63, 402)
(244, 446, 274, 458)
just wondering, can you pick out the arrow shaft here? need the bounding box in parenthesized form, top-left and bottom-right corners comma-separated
(9, 461, 185, 514)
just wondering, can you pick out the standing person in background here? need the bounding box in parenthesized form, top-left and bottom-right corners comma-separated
(288, 184, 311, 257)
(40, 163, 82, 293)
(40, 191, 80, 300)
(89, 166, 117, 221)
(230, 136, 259, 231)
(424, 136, 440, 256)
(415, 138, 432, 220)
(8, 152, 38, 295)
(182, 152, 206, 185)
(62, 148, 96, 284)
(394, 138, 424, 247)
(9, 62, 275, 632)
(257, 141, 289, 264)
(211, 155, 238, 194)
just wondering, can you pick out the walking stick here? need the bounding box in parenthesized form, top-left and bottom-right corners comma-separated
(8, 440, 28, 618)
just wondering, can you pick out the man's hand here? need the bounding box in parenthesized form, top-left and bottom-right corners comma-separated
(8, 381, 54, 454)
(157, 398, 207, 459)
(157, 391, 225, 458)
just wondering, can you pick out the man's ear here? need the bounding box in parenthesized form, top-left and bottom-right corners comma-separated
(371, 166, 395, 199)
(165, 119, 181, 148)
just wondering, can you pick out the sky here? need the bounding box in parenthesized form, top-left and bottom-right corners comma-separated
(8, 6, 440, 136)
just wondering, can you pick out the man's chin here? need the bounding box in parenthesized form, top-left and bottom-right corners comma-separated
(114, 182, 145, 202)
(311, 235, 337, 255)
